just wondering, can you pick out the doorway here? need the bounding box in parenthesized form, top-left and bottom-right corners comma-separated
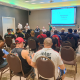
(2, 17, 15, 38)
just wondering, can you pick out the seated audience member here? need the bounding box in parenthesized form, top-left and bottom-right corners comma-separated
(42, 26, 47, 32)
(51, 30, 62, 47)
(52, 27, 56, 31)
(28, 31, 40, 50)
(46, 31, 51, 37)
(59, 28, 66, 36)
(37, 30, 47, 38)
(59, 28, 66, 41)
(0, 41, 8, 68)
(0, 35, 4, 41)
(52, 38, 60, 52)
(65, 28, 77, 48)
(20, 29, 25, 38)
(78, 28, 80, 37)
(27, 30, 31, 35)
(35, 26, 40, 32)
(0, 40, 10, 55)
(73, 29, 79, 40)
(16, 29, 24, 38)
(31, 38, 65, 80)
(4, 29, 16, 39)
(21, 29, 26, 34)
(11, 37, 33, 74)
(11, 29, 14, 35)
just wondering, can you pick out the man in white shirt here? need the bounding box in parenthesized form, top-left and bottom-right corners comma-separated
(24, 23, 30, 32)
(31, 38, 65, 80)
(18, 23, 22, 30)
(42, 26, 47, 32)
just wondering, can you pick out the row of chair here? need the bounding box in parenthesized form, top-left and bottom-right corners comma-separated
(61, 40, 77, 80)
(0, 46, 77, 80)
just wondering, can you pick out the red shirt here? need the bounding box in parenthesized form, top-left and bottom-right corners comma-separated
(37, 34, 47, 38)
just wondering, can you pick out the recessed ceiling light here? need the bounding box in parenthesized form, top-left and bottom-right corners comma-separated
(40, 2, 44, 3)
(31, 3, 36, 4)
(31, 0, 36, 1)
(62, 0, 68, 1)
(25, 1, 29, 2)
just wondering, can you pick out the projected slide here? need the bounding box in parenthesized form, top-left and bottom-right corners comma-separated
(51, 8, 76, 24)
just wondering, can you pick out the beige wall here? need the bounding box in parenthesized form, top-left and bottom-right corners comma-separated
(29, 7, 80, 32)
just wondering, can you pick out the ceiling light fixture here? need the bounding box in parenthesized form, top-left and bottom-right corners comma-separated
(40, 2, 44, 3)
(62, 0, 68, 1)
(25, 1, 29, 2)
(31, 0, 36, 1)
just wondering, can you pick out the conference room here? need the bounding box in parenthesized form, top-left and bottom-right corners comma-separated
(0, 0, 80, 80)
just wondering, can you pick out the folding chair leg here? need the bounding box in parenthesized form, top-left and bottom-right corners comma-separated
(38, 74, 39, 80)
(20, 76, 21, 80)
(26, 78, 29, 80)
(74, 65, 77, 80)
(10, 71, 12, 80)
(0, 72, 2, 80)
(76, 64, 77, 73)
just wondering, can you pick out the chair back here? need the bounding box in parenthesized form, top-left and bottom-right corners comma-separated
(55, 47, 60, 52)
(36, 56, 55, 79)
(61, 46, 75, 61)
(35, 32, 39, 37)
(38, 35, 44, 44)
(7, 54, 23, 74)
(38, 44, 44, 50)
(52, 35, 60, 47)
(5, 37, 12, 47)
(67, 38, 75, 48)
(10, 43, 16, 50)
(52, 37, 58, 46)
(28, 39, 36, 49)
(0, 35, 3, 40)
(25, 33, 30, 40)
(61, 35, 65, 41)
(62, 41, 72, 47)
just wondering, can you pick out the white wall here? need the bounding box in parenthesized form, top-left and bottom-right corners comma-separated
(29, 7, 80, 32)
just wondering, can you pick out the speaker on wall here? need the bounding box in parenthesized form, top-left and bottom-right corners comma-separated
(29, 11, 31, 15)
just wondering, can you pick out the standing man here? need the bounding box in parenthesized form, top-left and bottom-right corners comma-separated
(48, 22, 52, 31)
(24, 23, 30, 32)
(18, 23, 22, 30)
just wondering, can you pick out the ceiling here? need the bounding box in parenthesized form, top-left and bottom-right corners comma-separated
(0, 0, 80, 10)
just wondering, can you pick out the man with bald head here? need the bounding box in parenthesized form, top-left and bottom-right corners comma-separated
(31, 38, 65, 80)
